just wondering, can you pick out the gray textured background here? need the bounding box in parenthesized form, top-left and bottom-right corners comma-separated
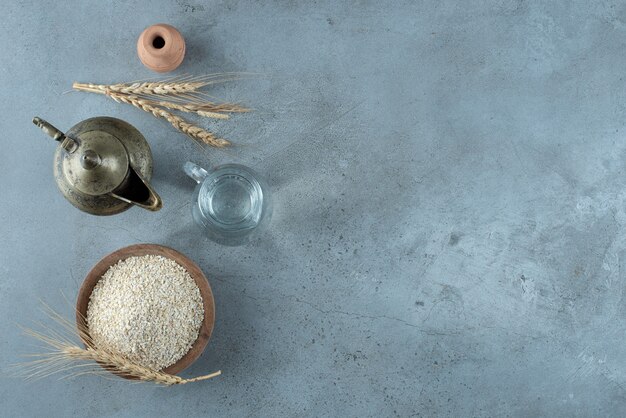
(2, 0, 626, 416)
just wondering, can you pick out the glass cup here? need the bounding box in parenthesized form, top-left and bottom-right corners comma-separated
(184, 161, 272, 246)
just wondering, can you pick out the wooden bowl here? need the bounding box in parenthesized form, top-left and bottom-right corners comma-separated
(76, 244, 215, 377)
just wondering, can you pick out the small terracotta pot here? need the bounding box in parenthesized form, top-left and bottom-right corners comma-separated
(137, 24, 186, 72)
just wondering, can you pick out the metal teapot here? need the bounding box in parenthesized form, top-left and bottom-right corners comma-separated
(33, 116, 162, 215)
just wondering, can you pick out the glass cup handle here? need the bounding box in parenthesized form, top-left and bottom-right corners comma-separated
(183, 162, 210, 184)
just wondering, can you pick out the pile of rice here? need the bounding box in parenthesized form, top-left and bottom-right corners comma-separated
(87, 254, 204, 370)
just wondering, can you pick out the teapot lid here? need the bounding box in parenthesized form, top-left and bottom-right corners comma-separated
(63, 131, 129, 196)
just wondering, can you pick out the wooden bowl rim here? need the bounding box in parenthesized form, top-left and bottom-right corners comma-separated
(76, 243, 215, 377)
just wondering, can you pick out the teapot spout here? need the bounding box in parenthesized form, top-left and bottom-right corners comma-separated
(110, 166, 162, 211)
(33, 116, 79, 153)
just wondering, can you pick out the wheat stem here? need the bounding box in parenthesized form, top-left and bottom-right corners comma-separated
(107, 93, 230, 147)
(72, 76, 252, 147)
(73, 81, 207, 95)
(62, 346, 221, 386)
(148, 100, 230, 119)
(16, 306, 222, 386)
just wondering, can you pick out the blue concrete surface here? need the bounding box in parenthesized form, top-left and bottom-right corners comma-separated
(2, 1, 626, 416)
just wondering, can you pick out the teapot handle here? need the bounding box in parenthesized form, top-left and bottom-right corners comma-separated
(184, 162, 210, 184)
(32, 117, 79, 154)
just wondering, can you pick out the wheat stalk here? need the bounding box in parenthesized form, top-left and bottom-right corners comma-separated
(72, 74, 250, 96)
(72, 75, 252, 148)
(15, 305, 221, 386)
(73, 81, 208, 96)
(148, 100, 230, 120)
(107, 92, 230, 147)
(62, 346, 221, 385)
(148, 99, 249, 118)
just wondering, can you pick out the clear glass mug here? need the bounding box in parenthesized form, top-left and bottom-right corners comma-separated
(184, 162, 272, 246)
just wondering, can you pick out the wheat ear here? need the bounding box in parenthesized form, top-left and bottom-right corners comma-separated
(62, 346, 221, 385)
(148, 99, 250, 117)
(16, 305, 222, 386)
(107, 93, 230, 147)
(72, 73, 255, 95)
(148, 100, 230, 120)
(73, 81, 208, 95)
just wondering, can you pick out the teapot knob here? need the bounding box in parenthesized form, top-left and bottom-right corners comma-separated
(80, 150, 101, 170)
